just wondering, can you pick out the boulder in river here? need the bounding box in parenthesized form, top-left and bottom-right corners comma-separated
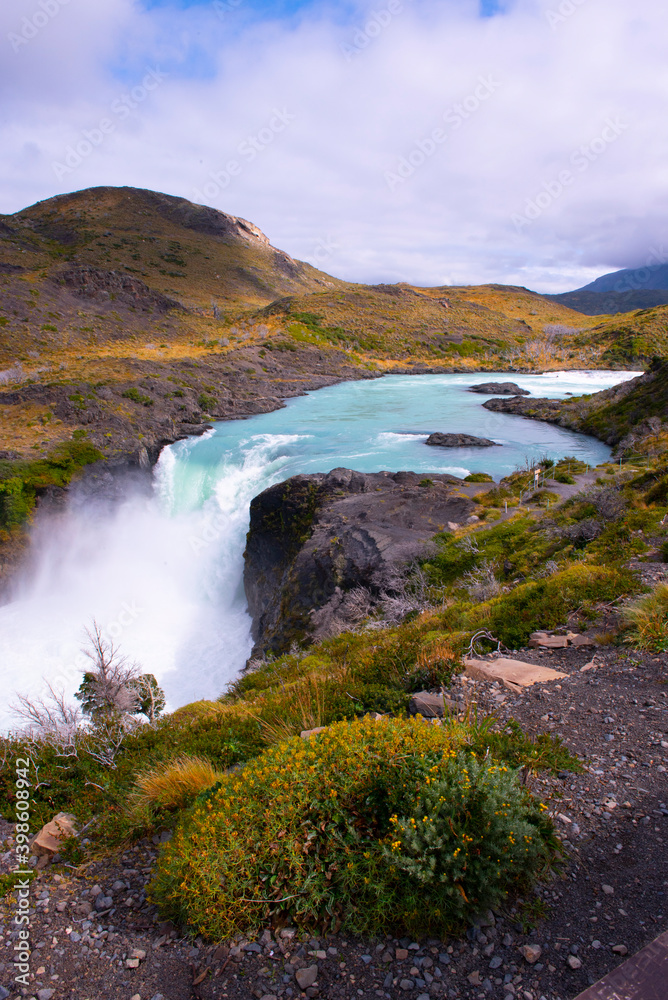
(243, 468, 475, 656)
(468, 382, 530, 395)
(425, 432, 498, 448)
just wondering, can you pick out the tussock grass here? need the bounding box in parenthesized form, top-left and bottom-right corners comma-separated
(623, 583, 668, 651)
(128, 754, 225, 820)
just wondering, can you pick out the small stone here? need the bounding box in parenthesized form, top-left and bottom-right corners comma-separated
(490, 955, 503, 969)
(280, 928, 296, 940)
(131, 995, 141, 1000)
(90, 885, 102, 897)
(567, 955, 582, 969)
(468, 970, 482, 985)
(0, 988, 9, 1000)
(521, 944, 542, 964)
(126, 958, 140, 969)
(37, 991, 55, 1000)
(418, 995, 430, 1000)
(300, 726, 327, 739)
(55, 900, 67, 912)
(396, 948, 409, 960)
(399, 980, 414, 991)
(260, 996, 278, 1000)
(361, 954, 372, 964)
(131, 948, 146, 960)
(295, 965, 318, 989)
(602, 884, 614, 895)
(612, 944, 628, 955)
(591, 940, 602, 950)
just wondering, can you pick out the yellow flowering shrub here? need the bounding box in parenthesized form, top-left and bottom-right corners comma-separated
(149, 717, 556, 939)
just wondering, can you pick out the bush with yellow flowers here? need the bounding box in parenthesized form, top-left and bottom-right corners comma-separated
(149, 716, 557, 939)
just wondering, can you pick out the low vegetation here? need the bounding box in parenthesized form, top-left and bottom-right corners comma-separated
(149, 717, 560, 939)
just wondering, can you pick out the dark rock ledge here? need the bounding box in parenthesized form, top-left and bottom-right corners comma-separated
(243, 468, 475, 656)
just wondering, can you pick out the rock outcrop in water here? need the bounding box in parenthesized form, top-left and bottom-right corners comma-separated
(468, 382, 530, 395)
(243, 468, 475, 656)
(425, 432, 498, 448)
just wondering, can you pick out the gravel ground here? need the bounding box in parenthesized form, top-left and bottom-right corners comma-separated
(1, 643, 666, 1000)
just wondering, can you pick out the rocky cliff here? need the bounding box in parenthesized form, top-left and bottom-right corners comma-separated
(243, 468, 475, 656)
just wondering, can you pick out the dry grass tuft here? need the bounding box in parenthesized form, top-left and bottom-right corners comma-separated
(128, 754, 225, 819)
(623, 583, 668, 652)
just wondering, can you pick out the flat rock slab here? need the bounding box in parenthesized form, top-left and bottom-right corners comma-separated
(573, 930, 668, 1000)
(464, 657, 567, 690)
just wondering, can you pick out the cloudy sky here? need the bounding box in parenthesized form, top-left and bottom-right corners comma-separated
(2, 0, 667, 291)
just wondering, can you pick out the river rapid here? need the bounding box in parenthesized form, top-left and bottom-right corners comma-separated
(0, 370, 641, 728)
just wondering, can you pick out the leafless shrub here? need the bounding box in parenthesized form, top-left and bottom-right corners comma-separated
(10, 682, 82, 738)
(76, 620, 142, 720)
(579, 484, 627, 521)
(543, 324, 579, 338)
(564, 517, 603, 544)
(457, 534, 479, 554)
(310, 586, 374, 640)
(536, 559, 560, 578)
(85, 720, 132, 770)
(463, 559, 500, 601)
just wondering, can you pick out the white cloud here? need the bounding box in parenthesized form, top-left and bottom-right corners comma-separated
(1, 0, 667, 291)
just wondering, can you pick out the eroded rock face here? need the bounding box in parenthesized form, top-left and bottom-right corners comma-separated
(468, 382, 530, 395)
(243, 468, 474, 656)
(425, 432, 498, 448)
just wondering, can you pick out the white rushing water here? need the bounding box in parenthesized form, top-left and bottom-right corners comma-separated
(0, 370, 641, 727)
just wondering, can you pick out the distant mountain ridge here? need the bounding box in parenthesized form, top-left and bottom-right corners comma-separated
(545, 260, 668, 315)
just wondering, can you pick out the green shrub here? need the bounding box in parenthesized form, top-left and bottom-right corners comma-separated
(0, 477, 33, 527)
(0, 442, 103, 528)
(386, 754, 550, 920)
(122, 387, 153, 406)
(553, 472, 575, 485)
(197, 392, 217, 412)
(464, 473, 494, 483)
(149, 717, 557, 939)
(482, 562, 637, 648)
